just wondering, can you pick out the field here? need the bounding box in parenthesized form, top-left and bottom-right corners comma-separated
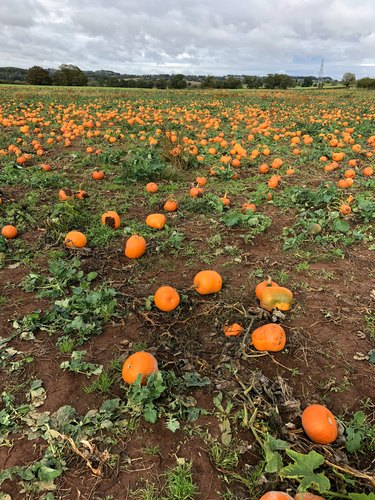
(0, 86, 374, 500)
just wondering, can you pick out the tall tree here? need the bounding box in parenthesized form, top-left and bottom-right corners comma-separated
(342, 72, 356, 88)
(53, 65, 88, 86)
(26, 66, 52, 85)
(243, 75, 263, 89)
(168, 74, 187, 89)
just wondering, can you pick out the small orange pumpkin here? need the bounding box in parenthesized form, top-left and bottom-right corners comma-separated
(75, 190, 89, 200)
(125, 234, 146, 258)
(241, 203, 256, 213)
(196, 176, 207, 186)
(363, 166, 373, 177)
(146, 182, 158, 193)
(122, 351, 158, 385)
(294, 493, 325, 500)
(40, 163, 52, 171)
(146, 214, 166, 230)
(301, 404, 338, 444)
(1, 225, 18, 239)
(251, 324, 286, 352)
(194, 270, 222, 295)
(223, 323, 244, 337)
(58, 188, 75, 202)
(64, 231, 87, 248)
(164, 198, 178, 212)
(101, 211, 121, 229)
(339, 204, 351, 215)
(154, 286, 180, 312)
(92, 170, 105, 180)
(189, 187, 203, 197)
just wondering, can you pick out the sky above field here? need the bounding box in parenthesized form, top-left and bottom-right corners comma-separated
(1, 0, 374, 78)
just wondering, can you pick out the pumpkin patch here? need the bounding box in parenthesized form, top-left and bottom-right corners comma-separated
(0, 85, 374, 499)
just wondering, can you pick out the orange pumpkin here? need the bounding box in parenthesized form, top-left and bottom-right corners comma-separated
(154, 286, 180, 312)
(194, 270, 222, 295)
(363, 166, 373, 177)
(259, 163, 269, 174)
(339, 204, 351, 215)
(92, 170, 105, 180)
(164, 198, 178, 212)
(40, 163, 52, 171)
(125, 234, 146, 258)
(58, 188, 75, 201)
(146, 214, 166, 230)
(255, 278, 279, 300)
(189, 187, 203, 197)
(241, 203, 256, 213)
(146, 182, 158, 193)
(260, 493, 293, 500)
(122, 351, 158, 385)
(101, 211, 121, 229)
(223, 323, 244, 337)
(220, 195, 230, 206)
(196, 176, 207, 186)
(259, 286, 293, 312)
(1, 225, 18, 239)
(251, 324, 286, 352)
(301, 404, 338, 444)
(64, 231, 87, 248)
(75, 190, 89, 200)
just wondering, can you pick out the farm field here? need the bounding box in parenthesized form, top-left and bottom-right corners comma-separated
(0, 86, 374, 499)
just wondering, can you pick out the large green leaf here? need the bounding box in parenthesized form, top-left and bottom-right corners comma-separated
(280, 449, 330, 493)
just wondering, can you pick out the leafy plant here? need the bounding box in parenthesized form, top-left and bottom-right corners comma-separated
(279, 449, 330, 493)
(60, 350, 103, 377)
(345, 411, 375, 453)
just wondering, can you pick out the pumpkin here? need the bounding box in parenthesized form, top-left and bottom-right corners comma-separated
(223, 323, 244, 337)
(344, 169, 356, 179)
(101, 211, 121, 229)
(58, 188, 75, 201)
(259, 286, 293, 312)
(92, 170, 105, 180)
(1, 225, 18, 239)
(196, 176, 207, 186)
(154, 286, 180, 312)
(194, 270, 222, 295)
(308, 223, 322, 235)
(301, 404, 338, 444)
(125, 234, 146, 258)
(251, 323, 286, 352)
(122, 351, 158, 385)
(164, 198, 178, 212)
(339, 204, 351, 215)
(259, 163, 269, 174)
(268, 176, 279, 189)
(260, 492, 293, 500)
(189, 187, 203, 197)
(146, 214, 166, 230)
(337, 179, 349, 189)
(255, 278, 279, 300)
(146, 182, 158, 193)
(40, 163, 51, 171)
(271, 158, 283, 169)
(75, 190, 89, 200)
(220, 195, 230, 206)
(64, 231, 87, 248)
(363, 166, 373, 177)
(241, 203, 256, 213)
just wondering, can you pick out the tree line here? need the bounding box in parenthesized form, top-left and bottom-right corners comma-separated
(0, 64, 374, 90)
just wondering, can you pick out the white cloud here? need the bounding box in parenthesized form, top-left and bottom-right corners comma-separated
(0, 0, 374, 78)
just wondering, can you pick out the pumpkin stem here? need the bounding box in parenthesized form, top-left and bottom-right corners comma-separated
(266, 275, 272, 285)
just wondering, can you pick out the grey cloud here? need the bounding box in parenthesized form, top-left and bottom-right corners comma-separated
(0, 0, 374, 78)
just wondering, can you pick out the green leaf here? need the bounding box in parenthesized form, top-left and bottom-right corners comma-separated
(332, 219, 350, 233)
(143, 403, 157, 423)
(280, 449, 330, 493)
(263, 434, 288, 473)
(166, 417, 180, 433)
(182, 372, 211, 387)
(349, 494, 375, 500)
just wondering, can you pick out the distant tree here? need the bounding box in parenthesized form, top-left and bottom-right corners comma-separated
(168, 74, 187, 89)
(201, 76, 216, 88)
(155, 78, 167, 89)
(302, 77, 313, 87)
(342, 72, 356, 88)
(26, 66, 52, 85)
(243, 75, 263, 89)
(264, 73, 295, 89)
(53, 65, 88, 86)
(357, 77, 375, 89)
(223, 76, 243, 89)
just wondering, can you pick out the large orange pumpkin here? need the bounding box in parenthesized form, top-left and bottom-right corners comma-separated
(294, 493, 325, 500)
(146, 182, 158, 193)
(154, 286, 180, 312)
(92, 170, 105, 180)
(122, 351, 158, 385)
(64, 231, 87, 248)
(164, 198, 178, 212)
(101, 211, 121, 229)
(124, 234, 146, 258)
(251, 324, 286, 352)
(301, 404, 338, 444)
(146, 214, 166, 230)
(194, 270, 222, 295)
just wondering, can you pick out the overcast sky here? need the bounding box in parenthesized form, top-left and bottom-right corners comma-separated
(1, 0, 374, 78)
